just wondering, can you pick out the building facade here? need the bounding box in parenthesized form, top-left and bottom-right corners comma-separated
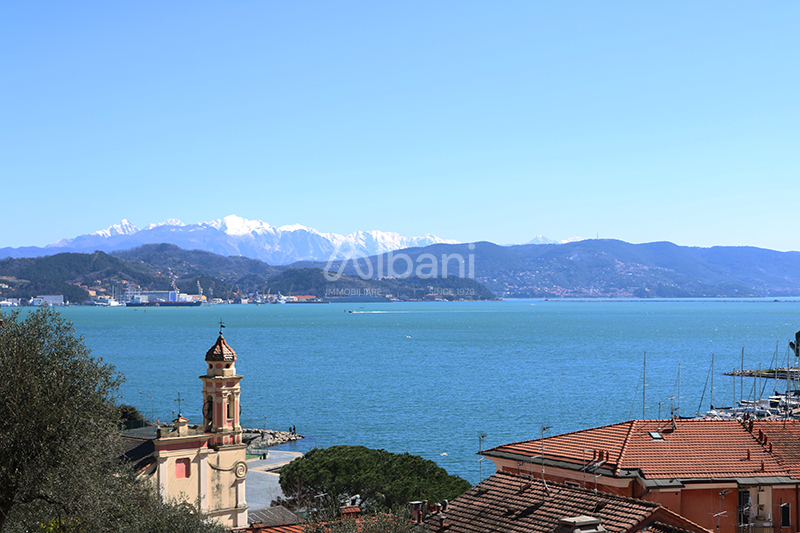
(481, 418, 800, 533)
(125, 331, 248, 528)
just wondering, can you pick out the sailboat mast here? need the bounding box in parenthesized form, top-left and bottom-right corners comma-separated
(787, 343, 792, 418)
(741, 347, 744, 406)
(643, 351, 647, 419)
(758, 363, 762, 402)
(710, 353, 714, 409)
(678, 363, 681, 416)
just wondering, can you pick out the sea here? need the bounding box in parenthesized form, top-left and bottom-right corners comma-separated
(18, 299, 800, 485)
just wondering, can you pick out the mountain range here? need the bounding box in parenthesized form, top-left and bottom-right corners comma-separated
(3, 237, 800, 300)
(5, 217, 800, 298)
(299, 240, 800, 298)
(0, 215, 460, 265)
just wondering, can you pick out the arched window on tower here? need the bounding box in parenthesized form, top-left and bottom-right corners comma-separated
(227, 394, 234, 420)
(204, 395, 213, 423)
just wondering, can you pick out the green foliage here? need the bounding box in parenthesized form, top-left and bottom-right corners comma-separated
(279, 446, 471, 513)
(264, 268, 495, 301)
(117, 404, 145, 423)
(0, 244, 496, 302)
(114, 244, 281, 295)
(499, 239, 800, 298)
(0, 308, 226, 533)
(176, 275, 234, 299)
(0, 251, 161, 301)
(6, 280, 90, 304)
(0, 307, 123, 530)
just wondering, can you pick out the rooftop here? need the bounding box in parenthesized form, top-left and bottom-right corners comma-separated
(483, 418, 800, 482)
(205, 333, 237, 362)
(421, 472, 708, 533)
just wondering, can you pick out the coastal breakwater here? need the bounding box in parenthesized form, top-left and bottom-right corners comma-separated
(244, 429, 304, 450)
(725, 367, 800, 380)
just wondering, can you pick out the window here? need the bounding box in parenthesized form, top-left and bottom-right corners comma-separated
(781, 503, 790, 527)
(175, 458, 190, 479)
(227, 394, 234, 419)
(739, 491, 752, 525)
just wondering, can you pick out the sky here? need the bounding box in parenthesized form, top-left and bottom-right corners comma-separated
(2, 2, 799, 250)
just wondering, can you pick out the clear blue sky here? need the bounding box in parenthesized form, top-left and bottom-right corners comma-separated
(2, 2, 798, 250)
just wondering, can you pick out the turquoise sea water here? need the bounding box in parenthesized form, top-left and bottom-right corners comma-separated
(21, 299, 800, 484)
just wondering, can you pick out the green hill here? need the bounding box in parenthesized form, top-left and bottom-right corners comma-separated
(0, 244, 496, 303)
(297, 239, 800, 298)
(264, 268, 494, 301)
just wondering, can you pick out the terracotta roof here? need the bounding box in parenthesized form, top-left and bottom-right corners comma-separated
(751, 418, 800, 478)
(421, 472, 709, 533)
(484, 418, 800, 481)
(645, 522, 708, 533)
(205, 333, 237, 362)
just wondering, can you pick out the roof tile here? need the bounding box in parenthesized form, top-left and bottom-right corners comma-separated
(205, 334, 237, 362)
(422, 472, 709, 533)
(485, 418, 800, 481)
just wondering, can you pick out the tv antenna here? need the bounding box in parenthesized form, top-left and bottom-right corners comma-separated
(478, 432, 487, 481)
(541, 426, 552, 493)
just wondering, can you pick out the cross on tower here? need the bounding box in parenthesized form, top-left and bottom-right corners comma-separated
(174, 392, 183, 416)
(219, 319, 226, 335)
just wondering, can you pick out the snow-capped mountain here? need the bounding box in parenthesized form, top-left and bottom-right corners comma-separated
(526, 235, 559, 245)
(525, 235, 585, 245)
(91, 219, 139, 238)
(3, 215, 459, 265)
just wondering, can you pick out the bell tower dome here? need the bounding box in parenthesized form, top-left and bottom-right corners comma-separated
(200, 327, 243, 447)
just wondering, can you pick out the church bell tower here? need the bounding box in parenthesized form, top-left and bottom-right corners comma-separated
(200, 327, 243, 447)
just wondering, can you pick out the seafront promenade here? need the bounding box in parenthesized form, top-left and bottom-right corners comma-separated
(244, 430, 305, 510)
(245, 450, 303, 511)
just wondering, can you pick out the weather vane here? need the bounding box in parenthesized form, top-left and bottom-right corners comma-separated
(219, 319, 225, 335)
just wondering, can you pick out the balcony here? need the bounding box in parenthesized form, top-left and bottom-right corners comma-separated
(736, 526, 773, 533)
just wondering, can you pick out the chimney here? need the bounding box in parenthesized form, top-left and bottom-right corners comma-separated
(340, 506, 361, 519)
(556, 516, 607, 533)
(410, 501, 428, 523)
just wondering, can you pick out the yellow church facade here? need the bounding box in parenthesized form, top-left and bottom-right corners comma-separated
(147, 331, 249, 528)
